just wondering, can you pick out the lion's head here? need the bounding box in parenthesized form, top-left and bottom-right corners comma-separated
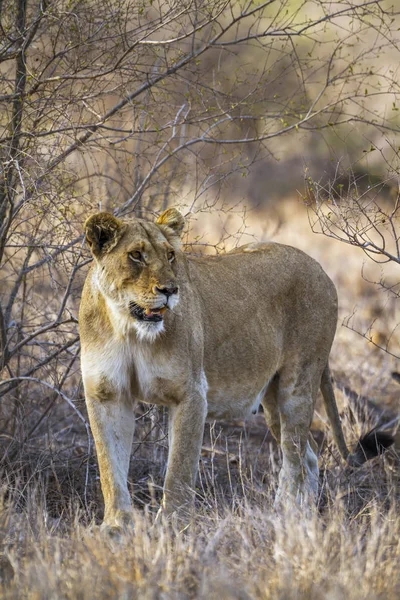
(84, 208, 185, 340)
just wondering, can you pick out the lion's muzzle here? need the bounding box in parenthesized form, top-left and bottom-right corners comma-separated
(129, 284, 179, 324)
(154, 285, 178, 297)
(129, 302, 166, 323)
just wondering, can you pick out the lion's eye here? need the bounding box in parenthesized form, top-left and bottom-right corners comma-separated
(167, 251, 175, 263)
(129, 251, 143, 263)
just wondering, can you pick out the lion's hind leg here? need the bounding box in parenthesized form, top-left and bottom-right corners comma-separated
(261, 373, 281, 444)
(272, 366, 320, 509)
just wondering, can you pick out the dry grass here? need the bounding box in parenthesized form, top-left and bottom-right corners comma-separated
(1, 450, 399, 599)
(1, 198, 399, 598)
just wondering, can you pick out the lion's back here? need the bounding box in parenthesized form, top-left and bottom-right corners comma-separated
(187, 240, 338, 360)
(188, 240, 337, 310)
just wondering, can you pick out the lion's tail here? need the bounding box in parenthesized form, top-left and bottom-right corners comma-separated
(320, 365, 393, 467)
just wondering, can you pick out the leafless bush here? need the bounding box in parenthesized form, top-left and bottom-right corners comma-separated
(306, 156, 400, 359)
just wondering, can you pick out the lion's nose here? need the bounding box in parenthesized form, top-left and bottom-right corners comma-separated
(155, 285, 178, 297)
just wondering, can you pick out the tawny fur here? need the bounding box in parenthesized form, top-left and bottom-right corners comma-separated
(79, 208, 392, 532)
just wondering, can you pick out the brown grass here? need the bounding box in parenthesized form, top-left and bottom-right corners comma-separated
(1, 447, 399, 599)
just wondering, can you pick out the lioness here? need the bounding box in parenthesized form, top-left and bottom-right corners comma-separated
(80, 208, 392, 531)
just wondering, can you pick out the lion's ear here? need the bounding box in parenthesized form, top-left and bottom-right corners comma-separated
(156, 208, 185, 236)
(84, 212, 125, 257)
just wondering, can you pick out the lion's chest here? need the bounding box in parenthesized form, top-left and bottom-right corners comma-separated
(131, 347, 182, 406)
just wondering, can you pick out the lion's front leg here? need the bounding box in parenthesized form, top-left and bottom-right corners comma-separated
(162, 393, 207, 523)
(85, 390, 136, 533)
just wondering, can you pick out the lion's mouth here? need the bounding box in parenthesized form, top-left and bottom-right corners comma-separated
(129, 302, 167, 323)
